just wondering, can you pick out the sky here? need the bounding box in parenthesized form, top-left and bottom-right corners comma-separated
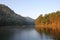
(0, 0, 60, 19)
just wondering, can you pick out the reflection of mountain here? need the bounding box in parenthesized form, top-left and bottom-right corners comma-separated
(0, 4, 34, 26)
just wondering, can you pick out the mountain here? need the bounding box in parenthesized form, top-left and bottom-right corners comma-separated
(24, 17, 34, 25)
(0, 4, 34, 26)
(35, 11, 60, 35)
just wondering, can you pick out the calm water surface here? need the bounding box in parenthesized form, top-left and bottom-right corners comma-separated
(0, 26, 53, 40)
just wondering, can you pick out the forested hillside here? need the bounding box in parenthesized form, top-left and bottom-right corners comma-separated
(0, 4, 34, 26)
(35, 11, 60, 36)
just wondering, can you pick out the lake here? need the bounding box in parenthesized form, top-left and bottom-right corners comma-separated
(0, 26, 54, 40)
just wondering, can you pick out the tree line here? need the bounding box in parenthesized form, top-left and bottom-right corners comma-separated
(35, 11, 60, 37)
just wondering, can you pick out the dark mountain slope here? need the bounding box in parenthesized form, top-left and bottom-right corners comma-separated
(25, 17, 34, 25)
(0, 4, 34, 26)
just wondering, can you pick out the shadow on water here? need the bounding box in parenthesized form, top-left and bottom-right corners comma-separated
(0, 30, 13, 40)
(0, 26, 17, 40)
(0, 26, 59, 40)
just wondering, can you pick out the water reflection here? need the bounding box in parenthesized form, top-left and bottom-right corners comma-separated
(0, 26, 55, 40)
(9, 28, 53, 40)
(0, 30, 13, 40)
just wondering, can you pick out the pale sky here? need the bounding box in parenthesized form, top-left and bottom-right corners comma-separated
(0, 0, 60, 19)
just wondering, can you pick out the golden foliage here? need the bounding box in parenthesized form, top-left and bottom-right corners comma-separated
(35, 11, 60, 36)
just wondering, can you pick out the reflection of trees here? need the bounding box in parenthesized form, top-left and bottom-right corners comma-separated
(35, 11, 60, 40)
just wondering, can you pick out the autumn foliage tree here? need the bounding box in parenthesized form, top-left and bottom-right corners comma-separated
(35, 11, 60, 36)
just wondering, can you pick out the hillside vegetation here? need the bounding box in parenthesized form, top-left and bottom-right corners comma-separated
(35, 11, 60, 37)
(0, 4, 34, 26)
